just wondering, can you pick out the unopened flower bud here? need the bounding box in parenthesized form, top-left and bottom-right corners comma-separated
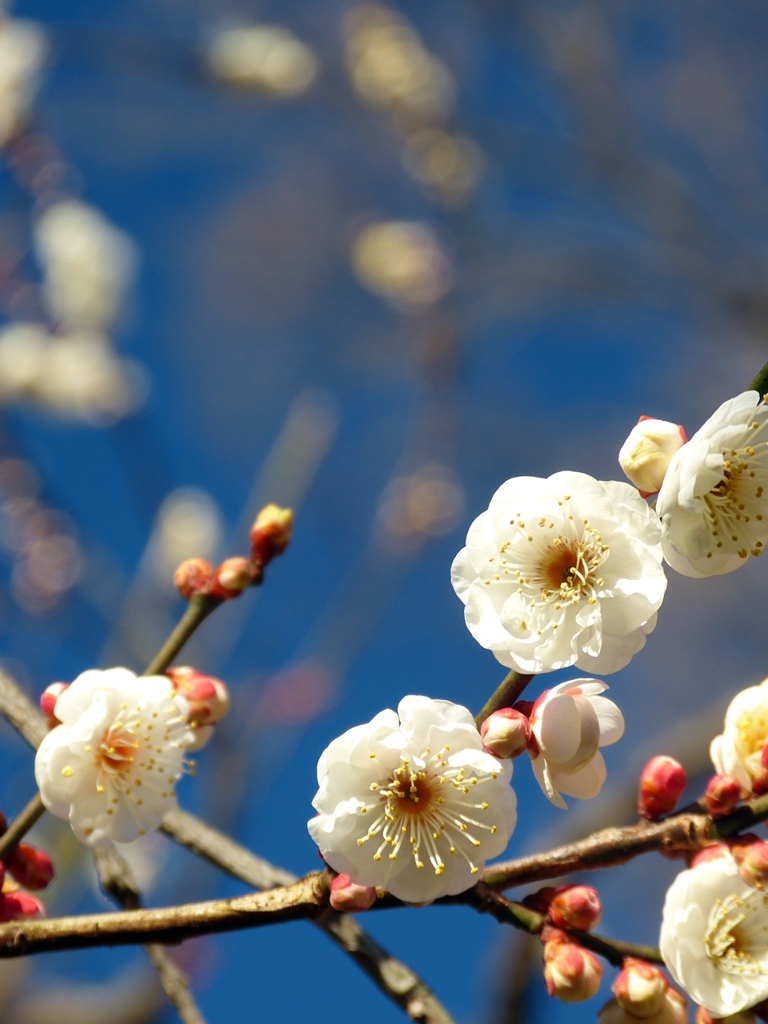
(688, 843, 729, 868)
(638, 756, 687, 820)
(600, 989, 687, 1024)
(40, 682, 68, 729)
(549, 885, 601, 932)
(0, 891, 45, 921)
(731, 838, 768, 890)
(480, 708, 531, 759)
(705, 774, 741, 818)
(329, 873, 377, 913)
(166, 667, 229, 726)
(174, 558, 214, 600)
(614, 958, 667, 1018)
(618, 416, 687, 497)
(250, 503, 293, 567)
(211, 557, 257, 599)
(7, 843, 54, 891)
(543, 938, 602, 1003)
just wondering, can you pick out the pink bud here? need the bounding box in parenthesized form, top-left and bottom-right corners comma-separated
(731, 838, 768, 890)
(250, 503, 293, 568)
(705, 774, 741, 818)
(543, 936, 602, 1003)
(210, 557, 257, 599)
(548, 886, 601, 932)
(618, 417, 687, 497)
(694, 1005, 756, 1023)
(0, 891, 45, 921)
(7, 843, 54, 891)
(166, 667, 229, 725)
(688, 843, 730, 869)
(638, 756, 687, 820)
(173, 558, 214, 600)
(329, 873, 377, 913)
(614, 958, 667, 1018)
(480, 708, 531, 759)
(39, 682, 68, 729)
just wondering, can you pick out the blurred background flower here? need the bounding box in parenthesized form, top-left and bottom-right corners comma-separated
(0, 1, 768, 1023)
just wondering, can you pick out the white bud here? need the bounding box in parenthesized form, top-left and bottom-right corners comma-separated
(618, 417, 687, 496)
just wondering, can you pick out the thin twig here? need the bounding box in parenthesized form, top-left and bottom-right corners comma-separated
(142, 594, 221, 676)
(0, 792, 46, 861)
(93, 845, 207, 1024)
(475, 670, 534, 729)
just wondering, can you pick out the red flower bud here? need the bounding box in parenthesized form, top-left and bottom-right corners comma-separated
(173, 558, 214, 600)
(166, 666, 229, 749)
(40, 682, 68, 729)
(210, 557, 257, 599)
(731, 838, 768, 890)
(329, 873, 377, 913)
(613, 958, 667, 1018)
(638, 756, 687, 820)
(549, 885, 601, 932)
(705, 774, 741, 819)
(7, 843, 54, 891)
(250, 504, 293, 568)
(0, 891, 45, 921)
(542, 936, 602, 1003)
(480, 708, 531, 759)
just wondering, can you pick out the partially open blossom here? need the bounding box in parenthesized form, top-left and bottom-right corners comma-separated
(730, 838, 768, 890)
(7, 843, 54, 890)
(308, 696, 517, 903)
(599, 989, 687, 1023)
(451, 472, 666, 675)
(706, 775, 742, 819)
(165, 667, 229, 751)
(657, 391, 768, 578)
(480, 708, 530, 759)
(0, 891, 45, 922)
(549, 885, 601, 932)
(614, 959, 668, 1018)
(528, 679, 624, 809)
(660, 857, 768, 1016)
(638, 756, 687, 820)
(40, 682, 68, 729)
(173, 558, 214, 600)
(212, 556, 257, 598)
(711, 679, 768, 796)
(250, 504, 293, 567)
(34, 667, 193, 847)
(329, 873, 377, 912)
(619, 417, 688, 497)
(543, 932, 602, 1003)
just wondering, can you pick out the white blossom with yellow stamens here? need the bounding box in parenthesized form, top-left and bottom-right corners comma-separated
(657, 391, 768, 578)
(710, 677, 768, 796)
(451, 471, 666, 675)
(34, 668, 193, 847)
(308, 696, 516, 903)
(660, 857, 768, 1017)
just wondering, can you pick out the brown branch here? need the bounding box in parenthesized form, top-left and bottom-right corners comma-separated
(161, 808, 455, 1024)
(0, 792, 46, 862)
(475, 671, 534, 729)
(93, 844, 207, 1024)
(0, 671, 48, 748)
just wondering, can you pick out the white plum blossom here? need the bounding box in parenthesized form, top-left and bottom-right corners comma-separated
(35, 668, 193, 847)
(451, 472, 666, 675)
(528, 679, 624, 809)
(660, 857, 768, 1017)
(308, 696, 517, 903)
(710, 677, 768, 797)
(657, 391, 768, 578)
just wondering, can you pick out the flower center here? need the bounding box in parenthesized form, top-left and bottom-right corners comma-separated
(702, 424, 768, 561)
(354, 749, 500, 877)
(736, 708, 768, 760)
(704, 890, 768, 976)
(96, 722, 139, 775)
